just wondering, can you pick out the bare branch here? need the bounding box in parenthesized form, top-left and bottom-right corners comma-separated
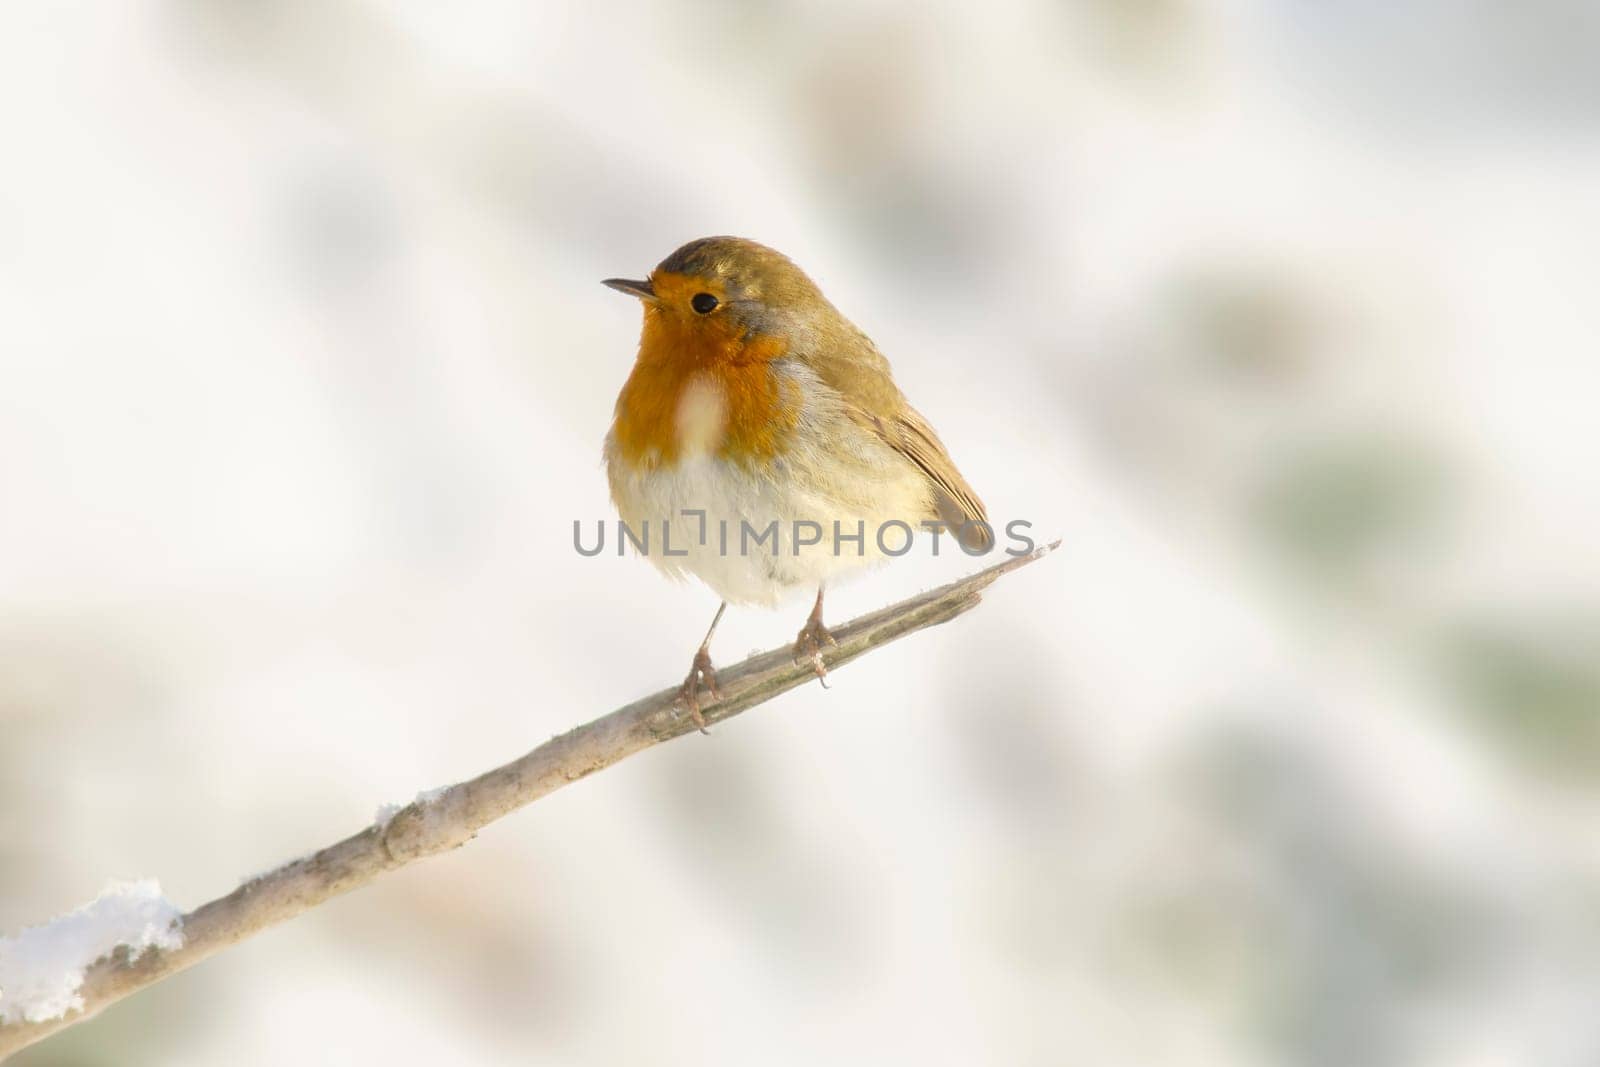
(0, 543, 1055, 1060)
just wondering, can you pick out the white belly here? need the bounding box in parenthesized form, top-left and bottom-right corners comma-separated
(603, 363, 932, 606)
(605, 449, 930, 606)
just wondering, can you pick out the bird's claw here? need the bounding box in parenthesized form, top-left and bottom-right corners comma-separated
(677, 647, 719, 733)
(792, 619, 838, 687)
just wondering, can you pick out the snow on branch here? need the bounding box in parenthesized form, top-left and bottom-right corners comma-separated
(0, 544, 1054, 1061)
(0, 881, 182, 1025)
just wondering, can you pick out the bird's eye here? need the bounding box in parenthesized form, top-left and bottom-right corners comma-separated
(691, 292, 719, 314)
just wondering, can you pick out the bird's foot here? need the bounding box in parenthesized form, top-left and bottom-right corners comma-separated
(676, 647, 720, 733)
(792, 618, 838, 687)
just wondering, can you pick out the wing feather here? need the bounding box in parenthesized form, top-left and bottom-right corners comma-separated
(867, 404, 993, 552)
(803, 327, 993, 551)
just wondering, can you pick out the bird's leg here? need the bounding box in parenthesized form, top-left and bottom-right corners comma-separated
(677, 601, 726, 733)
(792, 584, 838, 687)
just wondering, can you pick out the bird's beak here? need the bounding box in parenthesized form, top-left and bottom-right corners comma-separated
(602, 277, 656, 301)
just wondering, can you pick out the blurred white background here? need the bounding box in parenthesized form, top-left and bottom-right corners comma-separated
(3, 1, 1599, 1064)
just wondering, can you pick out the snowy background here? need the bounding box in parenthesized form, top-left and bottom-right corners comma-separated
(3, 1, 1599, 1064)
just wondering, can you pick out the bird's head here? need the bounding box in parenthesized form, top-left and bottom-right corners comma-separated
(603, 236, 837, 366)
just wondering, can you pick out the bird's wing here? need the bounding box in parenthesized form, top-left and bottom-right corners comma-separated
(868, 403, 994, 552)
(808, 331, 993, 552)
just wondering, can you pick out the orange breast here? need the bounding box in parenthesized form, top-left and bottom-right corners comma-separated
(611, 309, 799, 470)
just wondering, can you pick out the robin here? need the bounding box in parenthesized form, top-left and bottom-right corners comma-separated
(603, 236, 990, 730)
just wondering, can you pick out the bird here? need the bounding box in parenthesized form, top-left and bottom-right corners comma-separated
(603, 236, 990, 731)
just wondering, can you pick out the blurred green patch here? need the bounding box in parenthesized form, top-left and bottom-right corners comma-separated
(1170, 725, 1496, 1065)
(1248, 433, 1447, 583)
(1075, 0, 1201, 83)
(1435, 619, 1600, 779)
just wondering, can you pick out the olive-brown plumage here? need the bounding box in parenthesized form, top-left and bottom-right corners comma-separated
(603, 236, 989, 728)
